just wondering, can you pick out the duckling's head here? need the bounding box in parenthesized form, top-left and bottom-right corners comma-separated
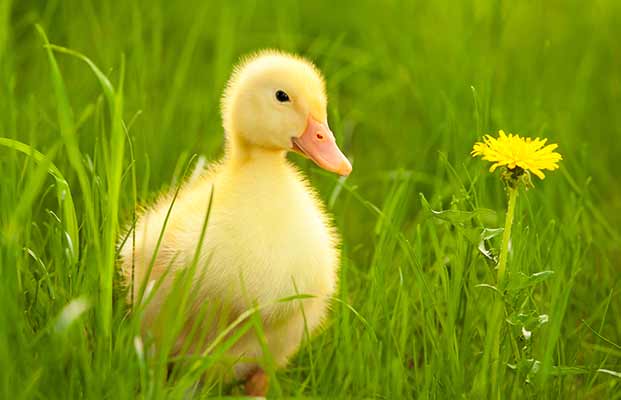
(222, 50, 352, 176)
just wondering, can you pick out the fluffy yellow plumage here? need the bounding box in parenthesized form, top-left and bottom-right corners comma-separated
(471, 130, 562, 179)
(119, 50, 351, 395)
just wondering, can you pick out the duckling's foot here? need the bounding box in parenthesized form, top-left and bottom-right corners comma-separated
(244, 368, 269, 397)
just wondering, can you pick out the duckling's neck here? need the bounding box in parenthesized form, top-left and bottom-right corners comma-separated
(225, 134, 288, 172)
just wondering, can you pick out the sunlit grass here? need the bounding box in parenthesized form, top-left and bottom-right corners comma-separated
(1, 1, 620, 398)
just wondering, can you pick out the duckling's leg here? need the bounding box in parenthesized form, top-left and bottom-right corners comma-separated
(244, 368, 269, 397)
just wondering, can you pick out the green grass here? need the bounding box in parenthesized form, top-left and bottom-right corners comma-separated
(2, 0, 621, 398)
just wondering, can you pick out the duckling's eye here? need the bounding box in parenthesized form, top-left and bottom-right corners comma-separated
(275, 90, 290, 103)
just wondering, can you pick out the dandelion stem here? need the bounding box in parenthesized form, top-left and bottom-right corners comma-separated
(497, 186, 518, 284)
(488, 186, 518, 398)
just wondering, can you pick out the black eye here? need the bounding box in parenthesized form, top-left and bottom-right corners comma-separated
(275, 90, 290, 102)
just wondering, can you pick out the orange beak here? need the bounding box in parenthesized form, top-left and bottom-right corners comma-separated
(291, 116, 352, 176)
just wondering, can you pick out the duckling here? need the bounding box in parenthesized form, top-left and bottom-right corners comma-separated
(119, 50, 352, 395)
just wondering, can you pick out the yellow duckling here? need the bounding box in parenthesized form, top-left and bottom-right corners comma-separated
(119, 50, 352, 395)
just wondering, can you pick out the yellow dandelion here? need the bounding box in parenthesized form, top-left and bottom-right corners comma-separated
(471, 130, 562, 179)
(471, 130, 563, 391)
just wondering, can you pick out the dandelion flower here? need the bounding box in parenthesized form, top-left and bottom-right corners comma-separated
(472, 129, 563, 393)
(471, 130, 562, 179)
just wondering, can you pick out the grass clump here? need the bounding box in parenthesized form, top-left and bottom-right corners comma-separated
(1, 1, 620, 398)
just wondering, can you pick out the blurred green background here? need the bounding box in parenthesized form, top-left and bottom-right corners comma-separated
(1, 0, 620, 398)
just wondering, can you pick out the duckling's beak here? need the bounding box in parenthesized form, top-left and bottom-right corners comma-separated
(291, 116, 352, 176)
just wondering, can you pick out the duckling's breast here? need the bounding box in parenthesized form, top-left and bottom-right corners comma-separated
(188, 161, 339, 322)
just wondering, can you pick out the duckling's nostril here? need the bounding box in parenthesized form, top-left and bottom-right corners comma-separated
(315, 132, 325, 141)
